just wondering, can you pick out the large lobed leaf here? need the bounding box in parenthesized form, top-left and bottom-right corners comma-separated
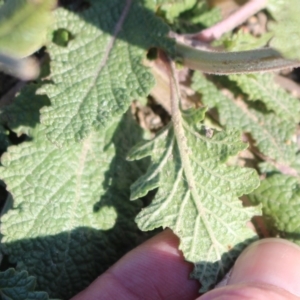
(128, 107, 260, 291)
(229, 73, 300, 124)
(0, 98, 148, 299)
(192, 73, 298, 168)
(41, 0, 173, 145)
(0, 269, 49, 300)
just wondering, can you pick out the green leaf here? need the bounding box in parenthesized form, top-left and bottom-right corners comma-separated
(267, 0, 300, 60)
(143, 0, 198, 21)
(170, 1, 221, 35)
(192, 73, 298, 167)
(0, 111, 148, 299)
(218, 31, 273, 52)
(159, 0, 198, 22)
(128, 107, 260, 292)
(0, 268, 49, 300)
(249, 174, 300, 244)
(0, 0, 56, 58)
(41, 1, 174, 145)
(186, 1, 221, 27)
(229, 73, 300, 123)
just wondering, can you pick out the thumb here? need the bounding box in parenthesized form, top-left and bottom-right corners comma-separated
(199, 238, 300, 300)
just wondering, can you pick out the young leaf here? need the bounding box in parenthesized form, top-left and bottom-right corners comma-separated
(0, 268, 49, 300)
(192, 72, 298, 167)
(249, 174, 300, 244)
(0, 112, 148, 299)
(186, 1, 221, 28)
(0, 0, 56, 58)
(229, 73, 300, 123)
(168, 1, 221, 37)
(128, 107, 260, 291)
(218, 31, 273, 52)
(144, 0, 198, 21)
(41, 0, 174, 145)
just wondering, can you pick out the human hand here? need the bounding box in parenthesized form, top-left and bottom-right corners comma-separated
(71, 229, 300, 300)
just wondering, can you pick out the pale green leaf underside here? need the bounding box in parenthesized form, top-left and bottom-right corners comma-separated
(249, 174, 300, 244)
(0, 112, 147, 299)
(267, 0, 300, 60)
(192, 73, 298, 166)
(129, 109, 260, 291)
(0, 0, 55, 58)
(229, 74, 300, 123)
(41, 0, 173, 145)
(0, 269, 49, 300)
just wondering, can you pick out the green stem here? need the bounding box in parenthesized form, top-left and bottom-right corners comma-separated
(176, 43, 300, 74)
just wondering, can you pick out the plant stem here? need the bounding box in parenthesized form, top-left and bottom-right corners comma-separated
(186, 0, 268, 42)
(176, 43, 300, 74)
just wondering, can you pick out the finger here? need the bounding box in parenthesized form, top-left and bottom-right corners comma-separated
(199, 238, 300, 300)
(71, 229, 200, 300)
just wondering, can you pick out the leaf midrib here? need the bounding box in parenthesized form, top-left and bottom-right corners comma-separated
(58, 0, 133, 139)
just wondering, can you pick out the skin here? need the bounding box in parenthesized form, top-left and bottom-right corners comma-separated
(72, 229, 300, 300)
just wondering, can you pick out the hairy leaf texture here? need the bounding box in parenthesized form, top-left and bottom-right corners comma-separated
(249, 174, 300, 244)
(128, 107, 260, 291)
(41, 0, 174, 145)
(0, 0, 55, 58)
(0, 269, 49, 300)
(267, 0, 300, 60)
(192, 73, 298, 168)
(0, 109, 148, 299)
(229, 74, 300, 123)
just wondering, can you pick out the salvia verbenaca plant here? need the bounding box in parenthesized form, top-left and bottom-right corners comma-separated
(0, 0, 299, 299)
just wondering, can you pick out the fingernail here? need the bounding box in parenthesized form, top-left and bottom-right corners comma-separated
(228, 238, 300, 296)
